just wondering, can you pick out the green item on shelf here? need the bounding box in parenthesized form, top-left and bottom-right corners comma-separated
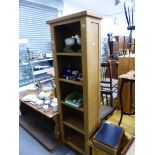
(65, 92, 83, 108)
(63, 46, 74, 52)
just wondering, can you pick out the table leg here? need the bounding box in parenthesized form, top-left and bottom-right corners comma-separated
(130, 81, 132, 112)
(130, 81, 135, 114)
(52, 115, 60, 140)
(20, 101, 29, 116)
(119, 79, 124, 125)
(123, 81, 135, 115)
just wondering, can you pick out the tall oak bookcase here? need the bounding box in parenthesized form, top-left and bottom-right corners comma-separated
(47, 11, 102, 155)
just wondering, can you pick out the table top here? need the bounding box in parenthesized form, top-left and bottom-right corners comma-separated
(119, 70, 135, 81)
(19, 89, 58, 118)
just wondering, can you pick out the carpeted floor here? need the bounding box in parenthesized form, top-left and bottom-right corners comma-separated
(19, 126, 79, 155)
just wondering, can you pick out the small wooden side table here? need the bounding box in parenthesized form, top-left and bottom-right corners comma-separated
(118, 71, 135, 125)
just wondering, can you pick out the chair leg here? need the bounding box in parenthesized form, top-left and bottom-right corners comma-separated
(109, 93, 113, 107)
(106, 95, 108, 106)
(101, 93, 104, 104)
(103, 96, 106, 105)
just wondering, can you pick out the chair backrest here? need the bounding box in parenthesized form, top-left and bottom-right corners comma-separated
(100, 60, 112, 90)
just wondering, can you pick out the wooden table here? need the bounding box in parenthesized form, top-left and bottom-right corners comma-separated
(117, 56, 135, 112)
(19, 89, 60, 151)
(118, 72, 135, 125)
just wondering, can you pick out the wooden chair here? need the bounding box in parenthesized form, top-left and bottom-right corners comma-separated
(100, 60, 118, 120)
(101, 60, 118, 106)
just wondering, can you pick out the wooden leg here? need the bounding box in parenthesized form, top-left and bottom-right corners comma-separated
(106, 95, 108, 106)
(20, 101, 29, 116)
(119, 79, 124, 125)
(124, 80, 135, 115)
(52, 114, 60, 140)
(101, 93, 103, 104)
(130, 81, 134, 113)
(110, 92, 113, 107)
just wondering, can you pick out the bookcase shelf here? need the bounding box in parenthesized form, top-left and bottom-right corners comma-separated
(64, 125, 85, 154)
(63, 121, 85, 135)
(65, 140, 85, 155)
(58, 78, 83, 86)
(61, 101, 84, 112)
(47, 11, 102, 155)
(62, 104, 84, 134)
(56, 52, 82, 56)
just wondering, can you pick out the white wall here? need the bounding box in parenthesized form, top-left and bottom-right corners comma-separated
(63, 0, 135, 38)
(63, 0, 83, 15)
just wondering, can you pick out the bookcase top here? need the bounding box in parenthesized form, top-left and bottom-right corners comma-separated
(46, 10, 103, 24)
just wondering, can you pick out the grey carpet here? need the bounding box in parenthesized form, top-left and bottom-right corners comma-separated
(19, 126, 79, 155)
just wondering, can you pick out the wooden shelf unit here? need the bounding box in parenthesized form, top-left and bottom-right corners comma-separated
(47, 11, 102, 155)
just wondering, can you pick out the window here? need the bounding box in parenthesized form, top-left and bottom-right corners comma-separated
(19, 0, 59, 87)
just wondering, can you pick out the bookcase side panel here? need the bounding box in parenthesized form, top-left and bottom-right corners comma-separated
(86, 17, 101, 136)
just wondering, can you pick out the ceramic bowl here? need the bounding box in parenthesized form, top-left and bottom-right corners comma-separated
(43, 105, 49, 112)
(65, 38, 75, 46)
